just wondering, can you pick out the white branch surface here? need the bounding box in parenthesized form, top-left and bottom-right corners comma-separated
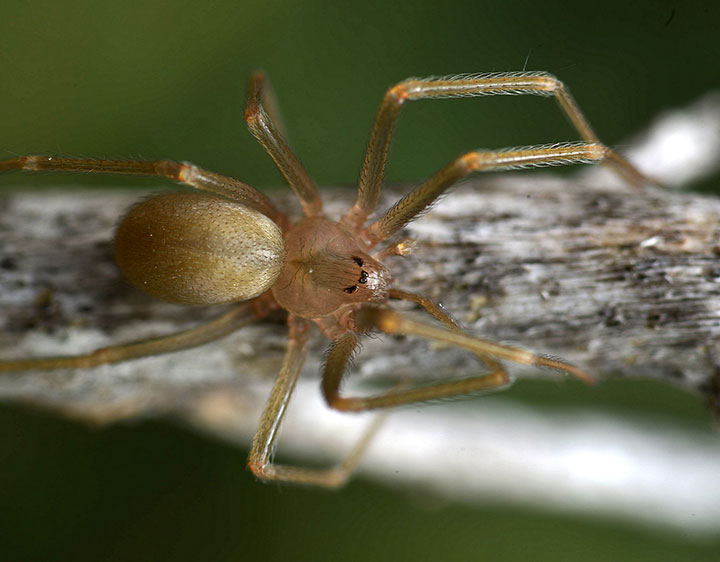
(2, 92, 720, 534)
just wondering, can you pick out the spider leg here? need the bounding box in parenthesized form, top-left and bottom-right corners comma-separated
(0, 156, 282, 223)
(0, 302, 260, 373)
(248, 71, 291, 142)
(372, 238, 416, 260)
(390, 287, 505, 374)
(322, 305, 592, 413)
(390, 287, 461, 328)
(362, 141, 609, 246)
(245, 72, 322, 217)
(342, 71, 650, 230)
(248, 314, 387, 487)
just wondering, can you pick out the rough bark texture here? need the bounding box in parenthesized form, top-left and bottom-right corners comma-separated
(1, 175, 719, 421)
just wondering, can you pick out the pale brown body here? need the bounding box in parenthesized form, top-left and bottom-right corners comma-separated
(0, 71, 648, 486)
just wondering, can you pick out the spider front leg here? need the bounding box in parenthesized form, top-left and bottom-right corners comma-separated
(390, 287, 499, 369)
(248, 315, 387, 487)
(363, 141, 609, 246)
(342, 71, 650, 230)
(322, 305, 592, 413)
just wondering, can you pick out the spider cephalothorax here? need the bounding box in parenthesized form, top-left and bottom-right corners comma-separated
(271, 217, 391, 320)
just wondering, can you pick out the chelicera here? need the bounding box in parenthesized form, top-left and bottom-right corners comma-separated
(0, 71, 648, 487)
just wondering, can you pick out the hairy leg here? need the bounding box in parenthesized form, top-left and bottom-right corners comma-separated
(343, 71, 649, 230)
(0, 303, 259, 372)
(245, 72, 322, 217)
(323, 305, 592, 412)
(0, 156, 282, 223)
(363, 142, 608, 246)
(248, 315, 386, 487)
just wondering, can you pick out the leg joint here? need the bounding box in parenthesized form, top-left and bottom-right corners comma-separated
(528, 73, 563, 95)
(385, 83, 410, 108)
(244, 102, 264, 127)
(248, 460, 271, 482)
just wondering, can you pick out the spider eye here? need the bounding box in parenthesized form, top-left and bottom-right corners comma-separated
(344, 285, 359, 294)
(359, 270, 369, 284)
(352, 256, 364, 267)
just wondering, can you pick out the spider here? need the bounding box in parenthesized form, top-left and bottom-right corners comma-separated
(0, 71, 648, 487)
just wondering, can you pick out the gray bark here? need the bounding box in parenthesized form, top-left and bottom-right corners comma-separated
(1, 176, 719, 417)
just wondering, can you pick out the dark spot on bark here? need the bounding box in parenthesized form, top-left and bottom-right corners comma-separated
(0, 257, 17, 270)
(602, 305, 625, 327)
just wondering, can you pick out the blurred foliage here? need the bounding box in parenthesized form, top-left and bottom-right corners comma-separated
(2, 1, 719, 191)
(1, 1, 720, 560)
(1, 399, 717, 562)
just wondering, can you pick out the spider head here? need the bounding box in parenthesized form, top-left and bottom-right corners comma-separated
(339, 254, 390, 303)
(297, 249, 390, 311)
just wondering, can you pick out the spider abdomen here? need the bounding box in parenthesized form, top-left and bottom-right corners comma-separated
(114, 192, 286, 305)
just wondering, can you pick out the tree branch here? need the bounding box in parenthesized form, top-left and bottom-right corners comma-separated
(3, 174, 719, 411)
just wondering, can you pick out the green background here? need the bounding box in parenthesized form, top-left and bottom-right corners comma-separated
(2, 1, 720, 560)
